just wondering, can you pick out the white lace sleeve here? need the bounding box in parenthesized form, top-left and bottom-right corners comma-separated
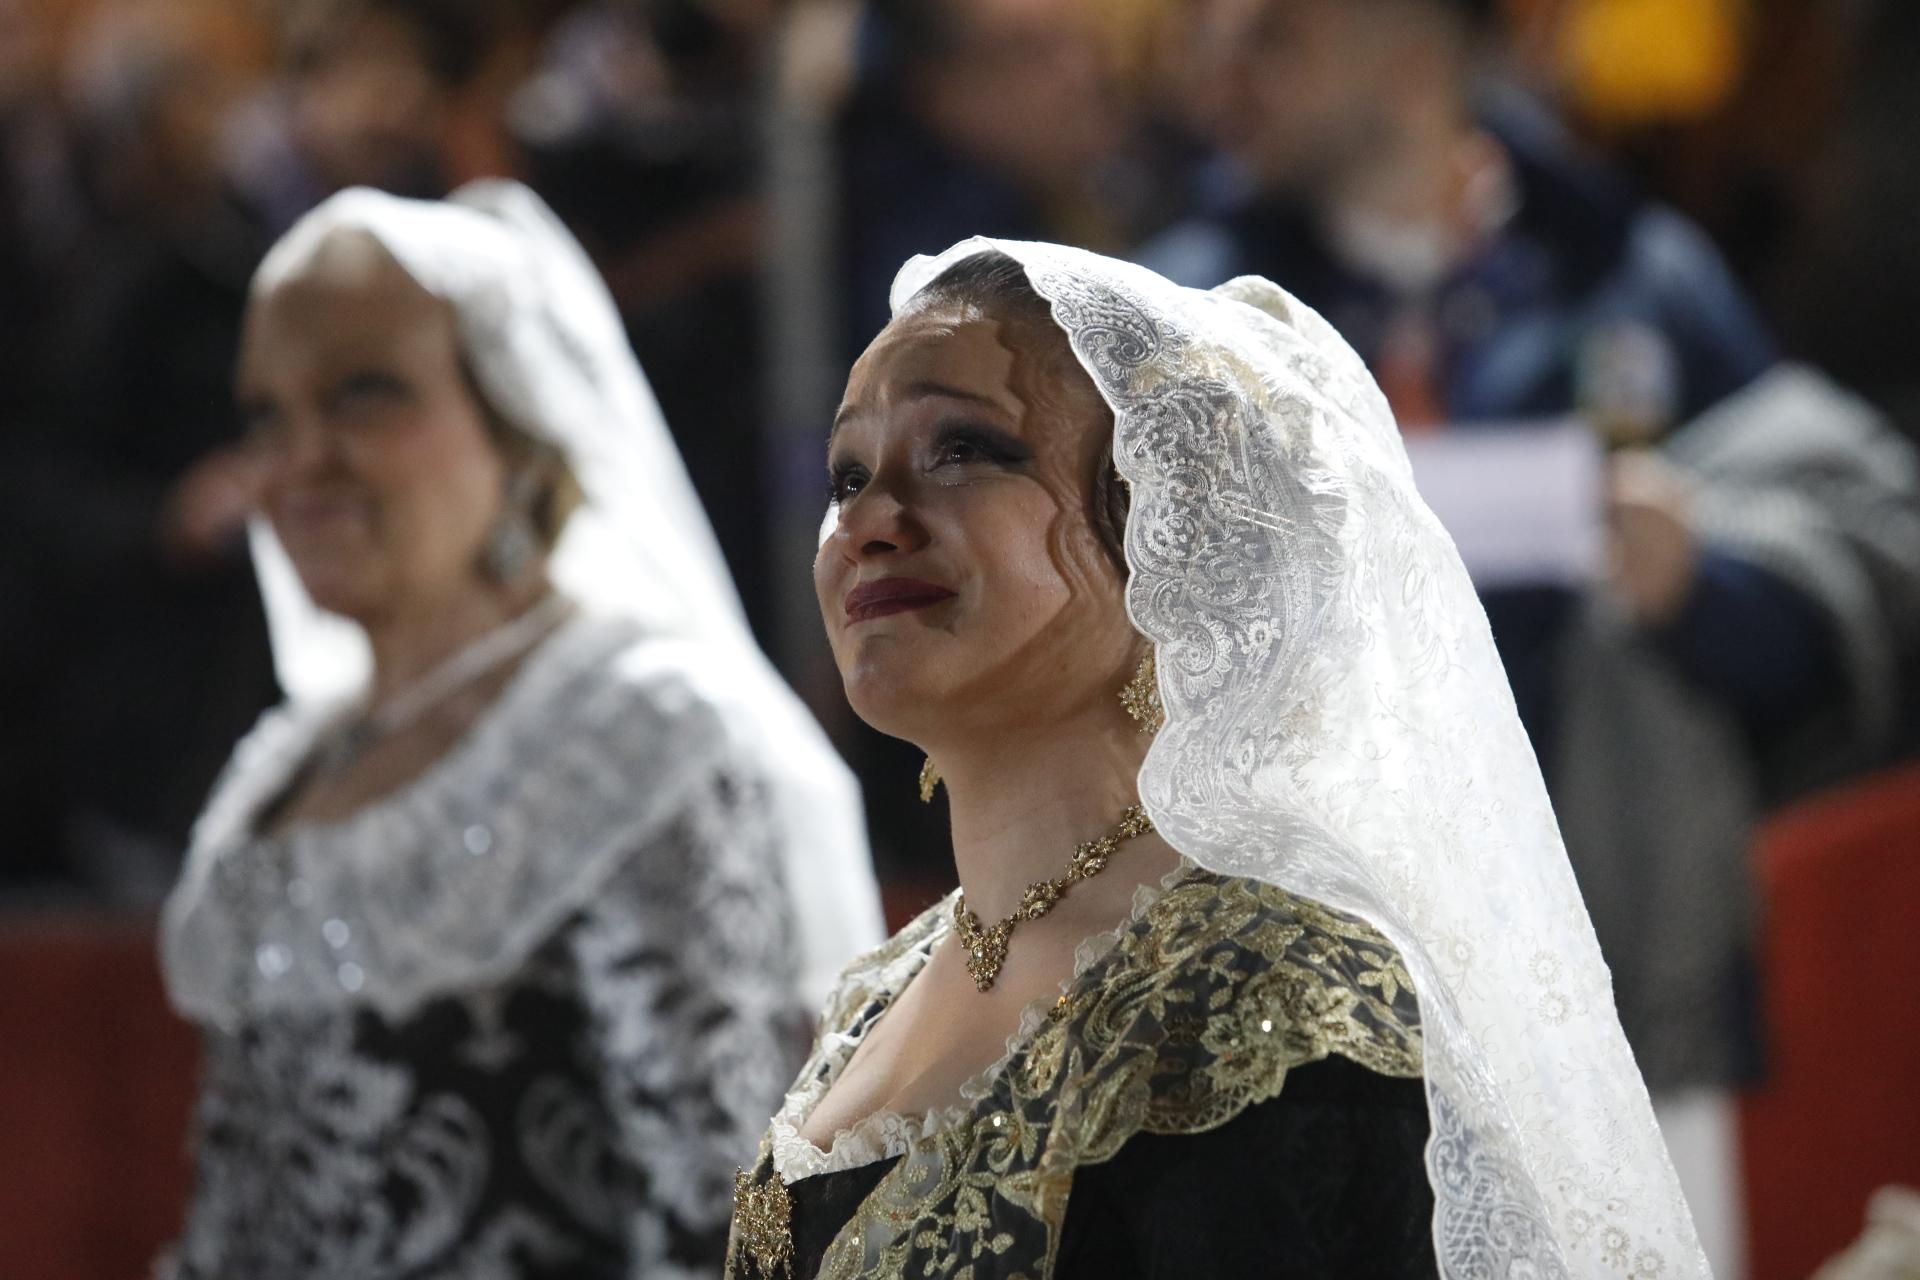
(565, 764, 809, 1280)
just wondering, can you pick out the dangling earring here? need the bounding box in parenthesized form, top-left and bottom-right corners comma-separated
(483, 510, 538, 583)
(483, 470, 541, 583)
(1119, 650, 1165, 734)
(918, 757, 942, 804)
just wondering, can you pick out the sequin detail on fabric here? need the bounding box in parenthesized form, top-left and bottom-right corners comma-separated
(731, 1171, 796, 1278)
(728, 871, 1424, 1279)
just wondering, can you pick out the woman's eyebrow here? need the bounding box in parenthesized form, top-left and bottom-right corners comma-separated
(830, 380, 1010, 441)
(901, 379, 1009, 412)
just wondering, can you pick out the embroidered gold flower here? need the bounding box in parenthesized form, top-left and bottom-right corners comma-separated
(732, 1170, 794, 1279)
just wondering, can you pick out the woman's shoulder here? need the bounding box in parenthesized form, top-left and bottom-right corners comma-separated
(1037, 868, 1426, 1140)
(1155, 869, 1422, 1067)
(462, 614, 817, 820)
(1138, 870, 1422, 1027)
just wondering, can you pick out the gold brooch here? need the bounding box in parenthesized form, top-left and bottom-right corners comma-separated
(732, 1169, 795, 1278)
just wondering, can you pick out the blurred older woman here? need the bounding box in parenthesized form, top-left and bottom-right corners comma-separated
(159, 181, 882, 1280)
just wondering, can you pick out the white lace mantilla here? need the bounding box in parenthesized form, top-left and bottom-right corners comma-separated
(882, 241, 1711, 1278)
(165, 614, 806, 1027)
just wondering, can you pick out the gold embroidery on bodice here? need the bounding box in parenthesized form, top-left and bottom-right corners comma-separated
(728, 870, 1424, 1280)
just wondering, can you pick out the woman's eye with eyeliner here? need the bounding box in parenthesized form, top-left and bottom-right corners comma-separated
(932, 425, 1028, 469)
(938, 437, 986, 464)
(827, 465, 868, 503)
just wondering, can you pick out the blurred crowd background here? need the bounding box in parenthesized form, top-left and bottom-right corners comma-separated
(1, 0, 1917, 1276)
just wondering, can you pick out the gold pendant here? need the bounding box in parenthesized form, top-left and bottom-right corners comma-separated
(951, 804, 1153, 994)
(955, 907, 1012, 991)
(732, 1170, 794, 1278)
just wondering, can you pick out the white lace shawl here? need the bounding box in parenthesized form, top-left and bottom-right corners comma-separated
(887, 240, 1709, 1279)
(163, 613, 871, 1027)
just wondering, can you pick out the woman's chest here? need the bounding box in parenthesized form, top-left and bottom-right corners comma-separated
(796, 941, 1065, 1147)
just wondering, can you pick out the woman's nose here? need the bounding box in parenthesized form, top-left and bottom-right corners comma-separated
(833, 478, 928, 559)
(262, 413, 331, 478)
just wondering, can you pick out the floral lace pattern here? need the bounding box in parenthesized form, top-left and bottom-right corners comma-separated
(876, 241, 1710, 1277)
(165, 766, 806, 1280)
(730, 870, 1425, 1279)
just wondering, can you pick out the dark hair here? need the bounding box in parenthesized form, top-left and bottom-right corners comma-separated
(912, 251, 1130, 571)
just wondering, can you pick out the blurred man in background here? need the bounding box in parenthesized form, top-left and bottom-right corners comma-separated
(0, 0, 89, 890)
(1156, 0, 1774, 428)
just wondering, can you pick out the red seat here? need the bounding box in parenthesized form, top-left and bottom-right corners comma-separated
(0, 917, 198, 1280)
(1741, 762, 1920, 1280)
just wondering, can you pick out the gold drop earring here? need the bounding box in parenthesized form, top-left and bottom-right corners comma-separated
(918, 757, 942, 803)
(1119, 650, 1166, 733)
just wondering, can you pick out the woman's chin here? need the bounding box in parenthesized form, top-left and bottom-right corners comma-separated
(839, 664, 956, 744)
(294, 567, 385, 623)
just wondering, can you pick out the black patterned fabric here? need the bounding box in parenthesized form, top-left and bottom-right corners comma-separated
(164, 770, 808, 1280)
(783, 1055, 1436, 1279)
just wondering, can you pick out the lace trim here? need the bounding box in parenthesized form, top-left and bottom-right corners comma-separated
(767, 862, 1198, 1182)
(163, 614, 747, 1026)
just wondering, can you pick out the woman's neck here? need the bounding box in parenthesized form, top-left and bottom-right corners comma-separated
(361, 572, 552, 709)
(933, 707, 1156, 922)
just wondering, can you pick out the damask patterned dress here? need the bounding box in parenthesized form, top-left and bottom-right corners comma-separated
(728, 869, 1438, 1279)
(161, 616, 813, 1280)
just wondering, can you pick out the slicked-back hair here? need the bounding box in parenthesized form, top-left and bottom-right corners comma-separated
(911, 252, 1131, 572)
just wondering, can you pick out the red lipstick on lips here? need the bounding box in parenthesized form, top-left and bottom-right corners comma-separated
(844, 577, 957, 623)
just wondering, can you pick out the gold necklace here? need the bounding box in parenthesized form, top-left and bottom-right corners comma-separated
(952, 803, 1155, 992)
